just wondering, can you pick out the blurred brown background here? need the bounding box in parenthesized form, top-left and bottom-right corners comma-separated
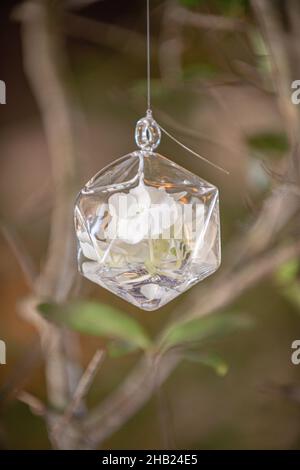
(1, 0, 300, 450)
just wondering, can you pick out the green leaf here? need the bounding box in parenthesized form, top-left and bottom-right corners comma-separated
(183, 64, 219, 81)
(179, 0, 248, 14)
(184, 351, 229, 376)
(275, 259, 299, 286)
(39, 301, 151, 350)
(130, 79, 170, 100)
(282, 284, 300, 311)
(163, 313, 252, 349)
(108, 340, 139, 358)
(179, 0, 203, 7)
(249, 31, 272, 76)
(246, 132, 289, 155)
(216, 0, 249, 15)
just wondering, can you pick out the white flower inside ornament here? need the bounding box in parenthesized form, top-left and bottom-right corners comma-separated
(74, 112, 221, 311)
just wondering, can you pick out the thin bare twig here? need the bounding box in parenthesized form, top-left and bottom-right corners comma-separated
(0, 340, 42, 406)
(54, 350, 105, 435)
(17, 391, 47, 417)
(0, 222, 36, 288)
(171, 4, 247, 32)
(64, 13, 154, 60)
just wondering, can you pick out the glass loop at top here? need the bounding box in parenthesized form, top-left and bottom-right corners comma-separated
(135, 112, 161, 151)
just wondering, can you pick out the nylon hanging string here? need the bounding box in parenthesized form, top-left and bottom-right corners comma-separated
(147, 0, 151, 112)
(159, 125, 230, 175)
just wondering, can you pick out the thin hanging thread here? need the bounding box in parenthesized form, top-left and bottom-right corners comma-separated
(147, 0, 151, 111)
(159, 125, 230, 175)
(145, 0, 229, 175)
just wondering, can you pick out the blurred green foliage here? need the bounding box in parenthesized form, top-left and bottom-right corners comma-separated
(183, 351, 229, 376)
(38, 301, 151, 350)
(276, 259, 299, 285)
(283, 284, 300, 311)
(250, 31, 273, 76)
(247, 132, 289, 156)
(107, 340, 140, 358)
(179, 0, 249, 15)
(179, 0, 203, 7)
(130, 79, 173, 101)
(182, 63, 219, 81)
(162, 312, 253, 350)
(37, 301, 254, 367)
(276, 260, 300, 311)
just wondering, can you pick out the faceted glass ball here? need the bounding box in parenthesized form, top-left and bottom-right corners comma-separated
(74, 151, 221, 311)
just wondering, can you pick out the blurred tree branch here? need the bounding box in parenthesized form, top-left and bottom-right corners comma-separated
(0, 340, 42, 406)
(65, 0, 101, 9)
(14, 0, 84, 449)
(53, 350, 105, 439)
(0, 221, 36, 288)
(64, 13, 155, 60)
(170, 2, 247, 32)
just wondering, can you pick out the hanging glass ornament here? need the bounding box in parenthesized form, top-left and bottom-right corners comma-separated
(74, 111, 221, 310)
(74, 0, 223, 311)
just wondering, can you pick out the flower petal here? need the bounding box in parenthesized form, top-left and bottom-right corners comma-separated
(130, 181, 151, 210)
(140, 283, 173, 302)
(108, 192, 137, 219)
(80, 241, 99, 261)
(140, 284, 163, 300)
